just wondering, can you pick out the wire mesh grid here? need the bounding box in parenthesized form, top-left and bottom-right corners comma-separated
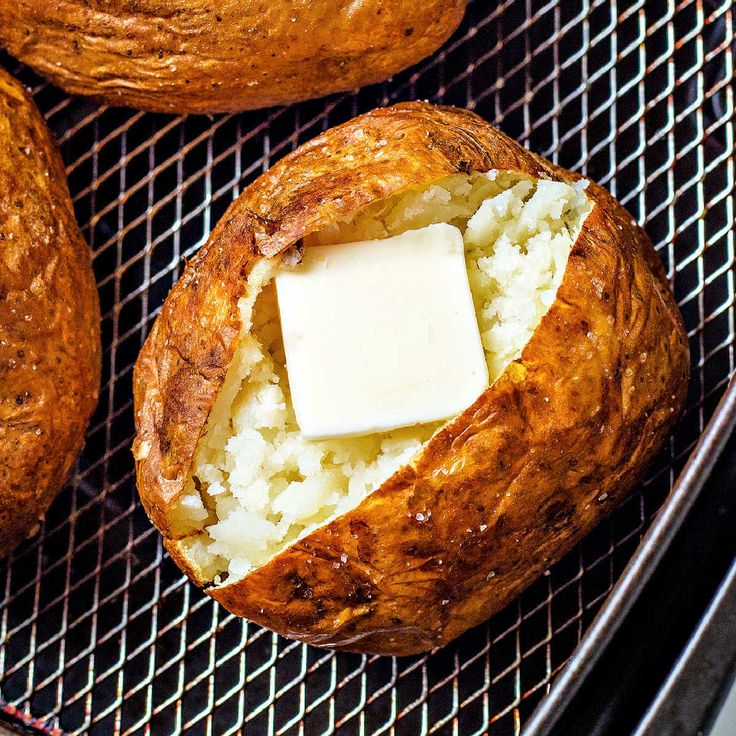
(0, 0, 733, 734)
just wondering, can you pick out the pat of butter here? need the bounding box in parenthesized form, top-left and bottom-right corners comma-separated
(275, 223, 489, 439)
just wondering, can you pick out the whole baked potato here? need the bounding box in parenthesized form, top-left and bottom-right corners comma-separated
(133, 102, 689, 655)
(0, 1, 466, 114)
(0, 67, 101, 554)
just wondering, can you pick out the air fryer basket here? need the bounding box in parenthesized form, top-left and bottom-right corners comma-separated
(1, 1, 733, 734)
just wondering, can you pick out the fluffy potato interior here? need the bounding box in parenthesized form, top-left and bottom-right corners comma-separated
(171, 172, 592, 583)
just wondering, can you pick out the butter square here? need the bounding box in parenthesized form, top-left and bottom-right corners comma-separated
(275, 223, 489, 439)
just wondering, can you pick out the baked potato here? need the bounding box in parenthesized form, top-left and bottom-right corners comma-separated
(133, 102, 689, 655)
(0, 1, 466, 115)
(0, 67, 101, 555)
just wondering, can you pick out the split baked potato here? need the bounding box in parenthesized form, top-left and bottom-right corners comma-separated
(133, 102, 689, 655)
(0, 1, 466, 114)
(0, 67, 100, 555)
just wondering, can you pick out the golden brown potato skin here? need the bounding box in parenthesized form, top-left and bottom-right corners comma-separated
(0, 1, 466, 114)
(133, 102, 689, 655)
(0, 67, 100, 555)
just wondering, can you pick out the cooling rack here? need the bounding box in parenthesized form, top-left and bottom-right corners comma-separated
(1, 1, 734, 734)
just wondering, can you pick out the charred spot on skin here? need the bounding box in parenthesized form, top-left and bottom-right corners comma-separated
(543, 499, 574, 528)
(244, 209, 279, 238)
(14, 391, 31, 406)
(159, 434, 171, 456)
(347, 587, 373, 605)
(205, 344, 226, 370)
(349, 518, 368, 539)
(288, 572, 314, 600)
(426, 131, 461, 159)
(402, 541, 438, 558)
(571, 244, 590, 259)
(494, 514, 509, 537)
(349, 519, 376, 562)
(458, 532, 486, 556)
(404, 28, 414, 36)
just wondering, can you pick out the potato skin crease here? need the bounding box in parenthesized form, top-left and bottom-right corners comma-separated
(133, 102, 690, 655)
(0, 1, 466, 114)
(0, 67, 101, 555)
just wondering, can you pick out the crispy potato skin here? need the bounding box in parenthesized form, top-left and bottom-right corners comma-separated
(0, 1, 466, 114)
(0, 68, 100, 555)
(133, 102, 689, 655)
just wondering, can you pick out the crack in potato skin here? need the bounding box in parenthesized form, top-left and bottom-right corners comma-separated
(133, 102, 689, 655)
(0, 1, 466, 114)
(0, 67, 100, 555)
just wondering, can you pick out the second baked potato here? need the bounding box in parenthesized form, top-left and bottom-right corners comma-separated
(133, 102, 689, 655)
(0, 66, 101, 555)
(0, 1, 466, 114)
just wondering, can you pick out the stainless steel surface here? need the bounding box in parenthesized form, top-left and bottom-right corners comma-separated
(526, 372, 736, 736)
(0, 1, 734, 734)
(635, 548, 736, 735)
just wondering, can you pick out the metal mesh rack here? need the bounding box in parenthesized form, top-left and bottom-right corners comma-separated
(0, 1, 734, 734)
